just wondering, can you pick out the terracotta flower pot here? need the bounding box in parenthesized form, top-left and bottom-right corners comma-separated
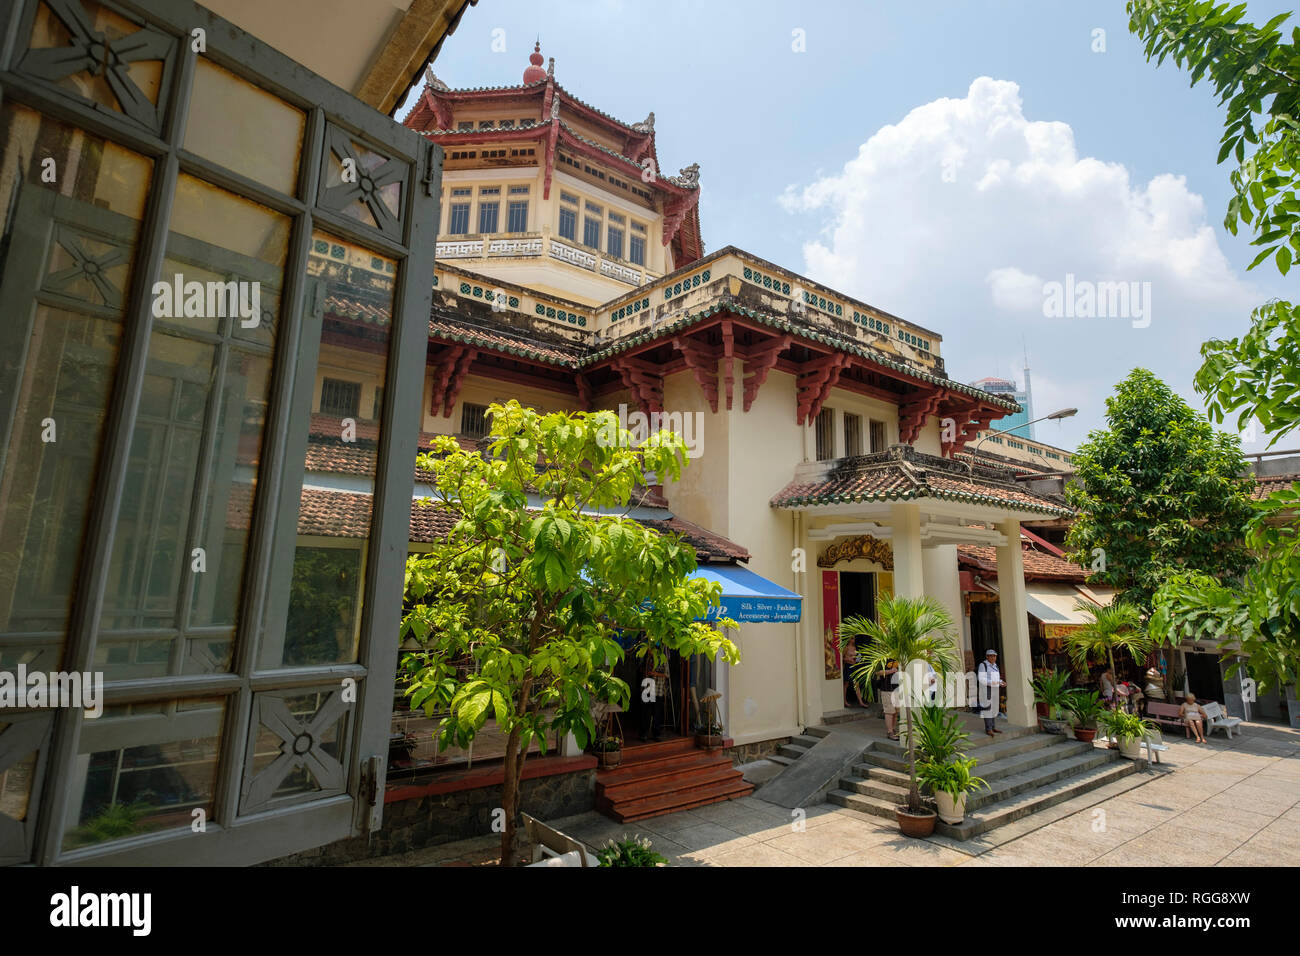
(598, 749, 622, 769)
(1073, 727, 1097, 743)
(896, 806, 937, 838)
(934, 791, 966, 825)
(695, 733, 723, 750)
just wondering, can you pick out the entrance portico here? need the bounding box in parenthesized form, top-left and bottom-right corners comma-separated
(773, 445, 1074, 728)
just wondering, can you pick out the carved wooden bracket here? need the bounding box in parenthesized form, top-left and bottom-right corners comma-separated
(610, 355, 663, 416)
(796, 353, 850, 425)
(898, 388, 945, 444)
(575, 373, 593, 411)
(721, 320, 736, 410)
(739, 334, 791, 412)
(661, 193, 694, 248)
(429, 345, 478, 418)
(673, 336, 721, 412)
(817, 534, 894, 569)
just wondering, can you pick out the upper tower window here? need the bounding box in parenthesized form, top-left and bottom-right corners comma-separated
(558, 191, 578, 241)
(457, 121, 473, 131)
(630, 221, 647, 266)
(477, 186, 501, 234)
(583, 201, 602, 249)
(507, 185, 529, 232)
(606, 210, 624, 259)
(478, 120, 494, 129)
(447, 187, 471, 235)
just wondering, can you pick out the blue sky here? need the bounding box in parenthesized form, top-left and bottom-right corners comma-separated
(410, 0, 1297, 453)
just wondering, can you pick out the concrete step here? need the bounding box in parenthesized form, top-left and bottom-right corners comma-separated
(790, 734, 822, 750)
(838, 775, 911, 803)
(871, 729, 1056, 764)
(804, 726, 831, 740)
(767, 754, 796, 767)
(820, 709, 873, 725)
(936, 756, 1139, 840)
(827, 788, 899, 821)
(776, 743, 810, 760)
(964, 749, 1118, 811)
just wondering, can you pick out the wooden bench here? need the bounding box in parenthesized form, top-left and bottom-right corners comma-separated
(1201, 701, 1243, 739)
(521, 812, 597, 867)
(1145, 702, 1185, 734)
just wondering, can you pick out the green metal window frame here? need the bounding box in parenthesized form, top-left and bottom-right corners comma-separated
(0, 0, 441, 865)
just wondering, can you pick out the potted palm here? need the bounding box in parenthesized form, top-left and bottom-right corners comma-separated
(1065, 689, 1103, 743)
(917, 755, 988, 824)
(1065, 601, 1153, 692)
(843, 595, 960, 839)
(1030, 669, 1074, 734)
(1097, 708, 1153, 759)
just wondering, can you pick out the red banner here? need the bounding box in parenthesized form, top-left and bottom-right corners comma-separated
(822, 570, 841, 679)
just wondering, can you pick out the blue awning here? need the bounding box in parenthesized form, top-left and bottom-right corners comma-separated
(690, 565, 803, 624)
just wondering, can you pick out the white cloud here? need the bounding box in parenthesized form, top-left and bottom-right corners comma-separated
(780, 77, 1262, 449)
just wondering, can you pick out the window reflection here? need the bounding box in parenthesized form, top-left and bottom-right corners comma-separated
(259, 234, 395, 669)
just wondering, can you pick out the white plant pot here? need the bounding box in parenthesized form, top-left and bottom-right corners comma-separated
(935, 791, 966, 824)
(1118, 737, 1142, 760)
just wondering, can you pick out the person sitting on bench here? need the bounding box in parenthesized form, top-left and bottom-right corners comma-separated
(1180, 693, 1209, 743)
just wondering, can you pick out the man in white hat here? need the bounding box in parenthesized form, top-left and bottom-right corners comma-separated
(977, 648, 1006, 737)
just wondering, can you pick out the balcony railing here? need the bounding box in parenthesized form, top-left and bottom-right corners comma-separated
(434, 231, 661, 288)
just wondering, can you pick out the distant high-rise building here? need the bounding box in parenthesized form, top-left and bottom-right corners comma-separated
(971, 364, 1034, 439)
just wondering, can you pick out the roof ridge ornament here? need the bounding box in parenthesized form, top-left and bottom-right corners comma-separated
(523, 40, 546, 84)
(670, 162, 700, 188)
(632, 111, 655, 133)
(424, 66, 449, 91)
(550, 95, 561, 119)
(547, 56, 555, 77)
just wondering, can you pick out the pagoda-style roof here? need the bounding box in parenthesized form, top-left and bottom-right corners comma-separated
(770, 446, 1073, 518)
(406, 46, 704, 266)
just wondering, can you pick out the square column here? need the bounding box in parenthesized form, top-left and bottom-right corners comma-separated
(889, 501, 924, 599)
(921, 542, 965, 656)
(995, 518, 1035, 726)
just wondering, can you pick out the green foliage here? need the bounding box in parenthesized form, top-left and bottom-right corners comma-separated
(1065, 601, 1155, 676)
(1128, 2, 1300, 690)
(399, 401, 739, 865)
(68, 800, 153, 847)
(840, 595, 959, 813)
(1127, 1, 1300, 272)
(1030, 669, 1075, 719)
(1063, 369, 1254, 614)
(1097, 708, 1155, 743)
(595, 835, 668, 867)
(1064, 690, 1105, 729)
(916, 755, 988, 801)
(910, 703, 969, 765)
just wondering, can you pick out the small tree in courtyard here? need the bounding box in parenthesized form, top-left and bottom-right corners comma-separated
(1064, 368, 1254, 617)
(840, 595, 959, 815)
(400, 401, 739, 866)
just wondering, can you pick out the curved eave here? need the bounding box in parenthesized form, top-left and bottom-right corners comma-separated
(772, 486, 1074, 518)
(580, 299, 1019, 411)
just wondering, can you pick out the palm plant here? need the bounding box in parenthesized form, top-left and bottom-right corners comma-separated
(1066, 601, 1153, 678)
(842, 595, 959, 814)
(911, 703, 969, 765)
(916, 755, 989, 800)
(1030, 669, 1074, 719)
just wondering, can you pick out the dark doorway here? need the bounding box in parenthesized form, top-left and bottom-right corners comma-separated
(1186, 652, 1225, 704)
(969, 601, 1003, 661)
(839, 572, 876, 706)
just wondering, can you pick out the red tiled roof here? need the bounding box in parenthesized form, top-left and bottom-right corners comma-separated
(771, 448, 1073, 517)
(1253, 473, 1298, 501)
(957, 543, 1089, 582)
(428, 313, 582, 366)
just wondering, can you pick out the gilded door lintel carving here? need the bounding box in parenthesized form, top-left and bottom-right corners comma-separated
(817, 534, 894, 569)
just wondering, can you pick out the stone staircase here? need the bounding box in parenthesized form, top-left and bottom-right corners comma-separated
(595, 738, 752, 822)
(828, 728, 1140, 840)
(765, 728, 828, 769)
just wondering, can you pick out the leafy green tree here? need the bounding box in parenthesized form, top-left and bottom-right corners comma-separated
(1128, 1, 1300, 691)
(840, 596, 959, 815)
(399, 401, 738, 866)
(1063, 369, 1254, 616)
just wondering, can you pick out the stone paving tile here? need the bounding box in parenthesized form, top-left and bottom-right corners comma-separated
(860, 836, 970, 866)
(669, 821, 755, 855)
(1217, 838, 1300, 867)
(983, 827, 1103, 866)
(1142, 822, 1248, 864)
(1168, 806, 1277, 843)
(762, 827, 861, 865)
(1090, 797, 1184, 833)
(706, 841, 806, 867)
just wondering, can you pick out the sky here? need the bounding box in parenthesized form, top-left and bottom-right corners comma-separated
(404, 0, 1298, 454)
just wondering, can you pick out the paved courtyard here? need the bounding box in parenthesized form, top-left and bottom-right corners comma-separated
(369, 719, 1300, 867)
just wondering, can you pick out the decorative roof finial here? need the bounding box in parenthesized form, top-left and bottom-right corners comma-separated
(523, 40, 546, 84)
(632, 111, 655, 134)
(423, 66, 449, 92)
(547, 56, 555, 77)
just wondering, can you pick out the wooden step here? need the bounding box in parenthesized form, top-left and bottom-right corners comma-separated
(602, 777, 755, 823)
(596, 749, 730, 789)
(617, 737, 697, 763)
(598, 756, 738, 802)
